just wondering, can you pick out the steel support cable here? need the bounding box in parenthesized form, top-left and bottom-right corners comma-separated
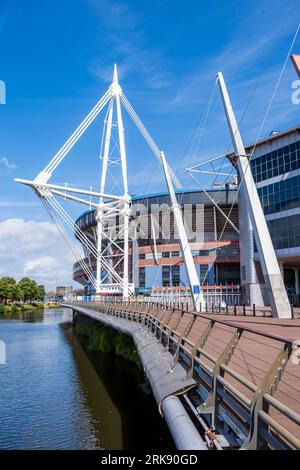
(42, 197, 96, 285)
(46, 89, 111, 174)
(148, 82, 220, 295)
(52, 225, 97, 289)
(44, 89, 111, 175)
(101, 227, 125, 255)
(47, 195, 103, 260)
(251, 23, 300, 157)
(182, 81, 218, 174)
(214, 22, 300, 246)
(41, 197, 97, 288)
(99, 99, 113, 165)
(46, 194, 124, 286)
(121, 93, 182, 188)
(47, 205, 122, 289)
(212, 19, 300, 232)
(101, 256, 124, 285)
(189, 12, 299, 287)
(47, 197, 124, 287)
(123, 90, 200, 301)
(120, 93, 180, 298)
(210, 2, 298, 189)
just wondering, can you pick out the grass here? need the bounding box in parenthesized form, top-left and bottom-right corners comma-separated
(0, 302, 60, 314)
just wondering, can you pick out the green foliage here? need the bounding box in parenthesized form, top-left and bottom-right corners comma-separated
(87, 326, 115, 354)
(0, 276, 45, 307)
(18, 277, 38, 303)
(0, 303, 42, 314)
(76, 323, 141, 368)
(36, 285, 46, 301)
(75, 324, 93, 337)
(0, 277, 16, 304)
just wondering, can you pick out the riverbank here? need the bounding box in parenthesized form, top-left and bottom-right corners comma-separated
(75, 323, 142, 369)
(0, 302, 60, 314)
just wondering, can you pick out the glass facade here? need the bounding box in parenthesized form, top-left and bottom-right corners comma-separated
(162, 266, 170, 287)
(249, 135, 300, 255)
(250, 140, 300, 183)
(258, 174, 300, 215)
(171, 266, 180, 286)
(267, 214, 300, 250)
(73, 189, 240, 289)
(139, 267, 145, 288)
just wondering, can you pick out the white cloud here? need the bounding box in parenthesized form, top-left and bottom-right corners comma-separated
(0, 218, 79, 289)
(0, 157, 17, 173)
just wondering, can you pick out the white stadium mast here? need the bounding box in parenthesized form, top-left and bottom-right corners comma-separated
(15, 65, 204, 309)
(216, 72, 291, 319)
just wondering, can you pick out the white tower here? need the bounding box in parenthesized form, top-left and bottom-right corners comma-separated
(217, 72, 291, 318)
(15, 64, 204, 309)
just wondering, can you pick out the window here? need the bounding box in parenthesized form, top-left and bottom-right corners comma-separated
(267, 214, 300, 250)
(258, 175, 300, 215)
(250, 140, 300, 183)
(139, 268, 145, 288)
(162, 266, 170, 287)
(171, 266, 180, 286)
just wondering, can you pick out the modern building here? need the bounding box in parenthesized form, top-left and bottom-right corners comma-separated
(73, 189, 240, 301)
(55, 285, 74, 300)
(73, 125, 300, 305)
(227, 124, 300, 304)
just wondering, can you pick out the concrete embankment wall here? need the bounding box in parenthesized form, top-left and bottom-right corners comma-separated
(71, 306, 207, 451)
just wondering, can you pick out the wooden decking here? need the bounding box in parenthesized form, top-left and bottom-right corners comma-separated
(70, 301, 300, 447)
(167, 311, 300, 440)
(209, 315, 300, 439)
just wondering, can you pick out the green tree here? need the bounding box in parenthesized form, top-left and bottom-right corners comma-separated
(18, 277, 38, 303)
(36, 285, 45, 301)
(12, 285, 24, 302)
(0, 277, 16, 304)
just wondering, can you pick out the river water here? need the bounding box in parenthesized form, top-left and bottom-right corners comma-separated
(0, 308, 174, 450)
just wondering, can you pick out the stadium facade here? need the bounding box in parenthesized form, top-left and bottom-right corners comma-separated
(73, 188, 241, 301)
(246, 124, 300, 303)
(73, 125, 300, 304)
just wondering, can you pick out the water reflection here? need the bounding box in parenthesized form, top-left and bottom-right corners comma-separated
(0, 308, 173, 450)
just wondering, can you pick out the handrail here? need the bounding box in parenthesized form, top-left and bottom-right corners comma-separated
(67, 301, 300, 450)
(216, 375, 252, 408)
(258, 410, 300, 450)
(263, 393, 300, 427)
(94, 300, 296, 346)
(220, 363, 258, 393)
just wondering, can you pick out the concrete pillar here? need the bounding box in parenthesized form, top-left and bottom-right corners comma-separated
(238, 182, 264, 306)
(278, 261, 284, 278)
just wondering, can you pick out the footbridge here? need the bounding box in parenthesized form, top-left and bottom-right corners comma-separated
(65, 301, 300, 451)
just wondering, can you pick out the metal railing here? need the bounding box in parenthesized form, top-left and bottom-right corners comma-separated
(67, 300, 300, 450)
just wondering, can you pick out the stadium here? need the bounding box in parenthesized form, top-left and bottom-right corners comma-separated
(73, 188, 241, 303)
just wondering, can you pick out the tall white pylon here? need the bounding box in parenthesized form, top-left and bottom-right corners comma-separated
(15, 64, 201, 304)
(217, 72, 291, 319)
(160, 151, 204, 311)
(95, 64, 131, 298)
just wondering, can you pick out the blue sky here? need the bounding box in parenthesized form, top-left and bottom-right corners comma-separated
(0, 0, 299, 287)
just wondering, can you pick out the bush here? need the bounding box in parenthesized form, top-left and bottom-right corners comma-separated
(75, 322, 141, 368)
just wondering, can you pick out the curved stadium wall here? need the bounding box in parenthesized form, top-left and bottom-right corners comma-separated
(73, 188, 241, 299)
